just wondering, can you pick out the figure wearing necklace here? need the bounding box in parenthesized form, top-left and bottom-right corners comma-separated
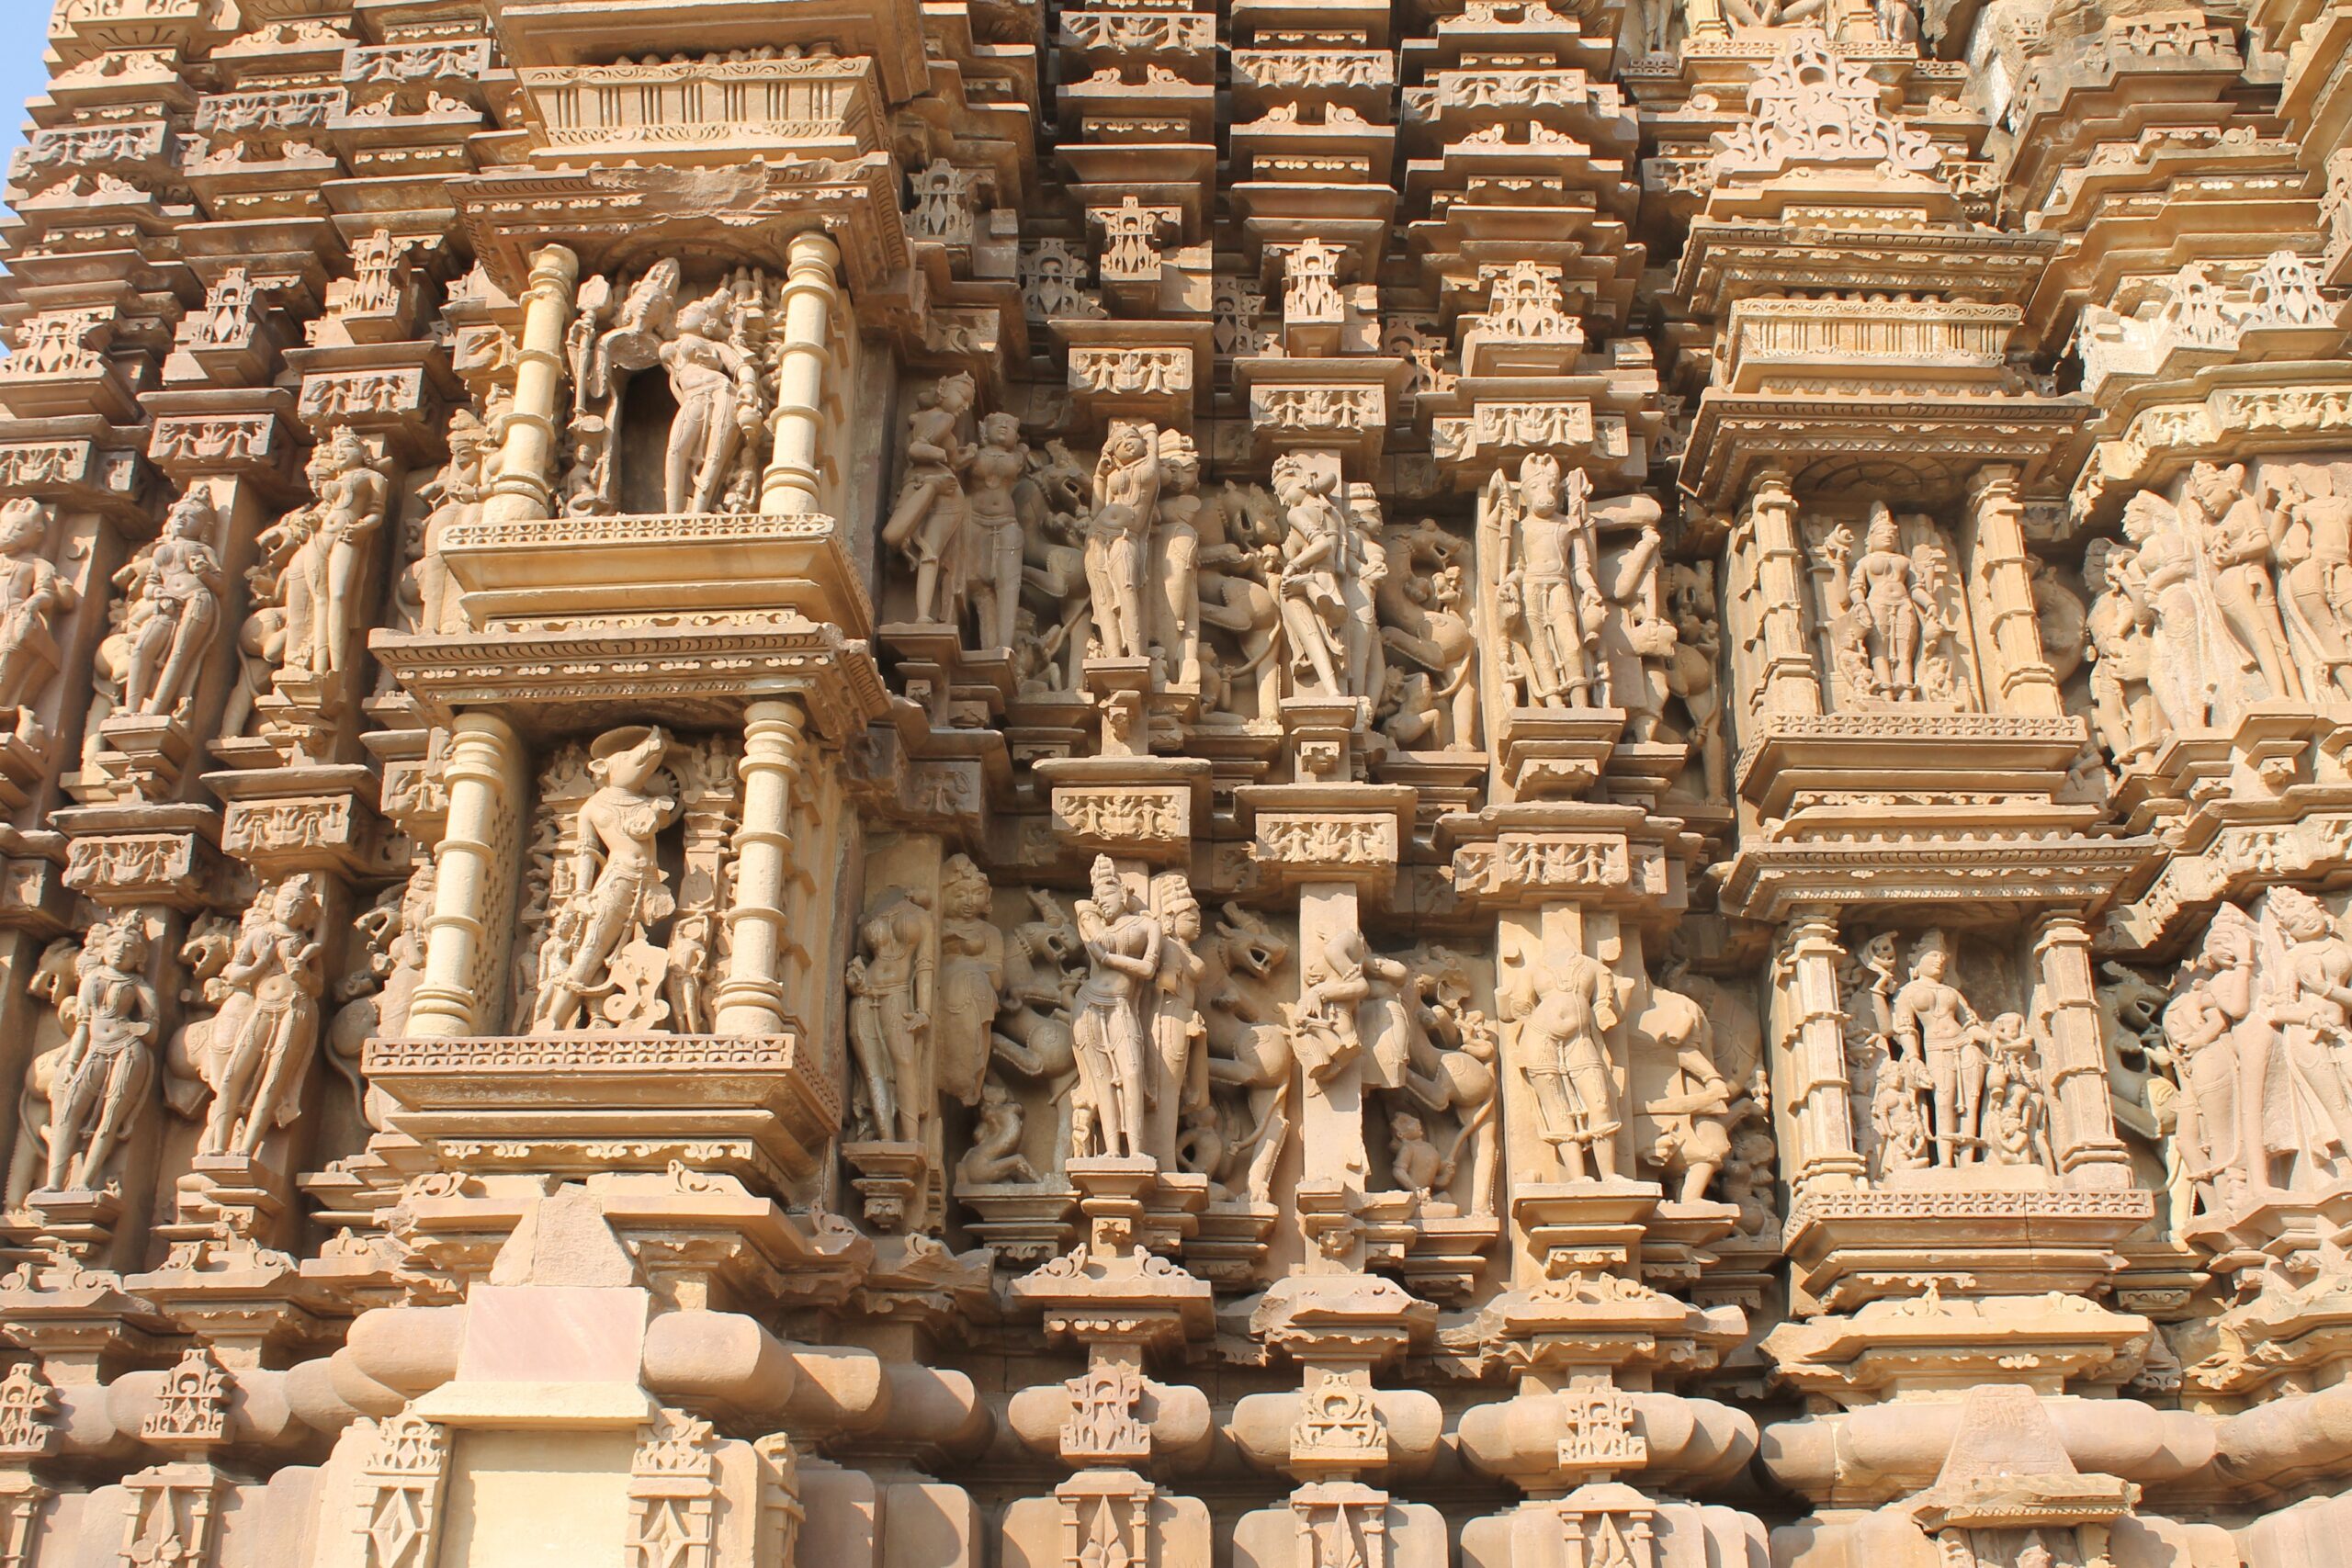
(46, 917, 159, 1192)
(966, 412, 1028, 652)
(534, 726, 679, 1033)
(1072, 856, 1161, 1159)
(1086, 422, 1160, 662)
(660, 289, 763, 515)
(198, 875, 324, 1158)
(1272, 454, 1353, 698)
(883, 372, 978, 626)
(847, 888, 936, 1146)
(276, 428, 388, 682)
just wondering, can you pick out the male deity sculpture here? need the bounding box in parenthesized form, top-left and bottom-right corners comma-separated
(0, 498, 76, 719)
(411, 408, 490, 636)
(1495, 452, 1603, 709)
(532, 726, 680, 1033)
(44, 917, 158, 1192)
(1508, 944, 1624, 1181)
(1889, 931, 1989, 1169)
(571, 260, 771, 519)
(119, 490, 227, 720)
(1842, 503, 1943, 704)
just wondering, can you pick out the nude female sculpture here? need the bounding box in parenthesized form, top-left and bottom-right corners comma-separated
(122, 491, 227, 719)
(660, 291, 763, 515)
(46, 918, 158, 1192)
(1148, 875, 1207, 1168)
(966, 412, 1029, 651)
(1086, 422, 1159, 662)
(847, 888, 935, 1145)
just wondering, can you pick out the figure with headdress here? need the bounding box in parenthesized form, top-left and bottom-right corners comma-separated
(1497, 453, 1604, 708)
(1272, 453, 1355, 698)
(1151, 427, 1205, 688)
(272, 427, 389, 682)
(1890, 930, 1988, 1168)
(967, 412, 1029, 651)
(121, 491, 226, 719)
(1085, 422, 1159, 662)
(1845, 502, 1939, 702)
(2256, 888, 2352, 1191)
(533, 726, 679, 1032)
(1072, 856, 1160, 1158)
(660, 286, 764, 515)
(45, 917, 158, 1192)
(195, 875, 324, 1158)
(1148, 874, 1207, 1167)
(847, 886, 935, 1145)
(883, 372, 978, 627)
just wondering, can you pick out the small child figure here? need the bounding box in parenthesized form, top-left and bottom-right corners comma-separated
(1390, 1111, 1451, 1201)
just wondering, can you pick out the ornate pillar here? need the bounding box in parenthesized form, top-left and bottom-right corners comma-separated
(1776, 911, 1864, 1194)
(714, 696, 810, 1036)
(760, 231, 842, 517)
(1965, 464, 2065, 718)
(1741, 468, 1823, 718)
(2030, 910, 2133, 1190)
(481, 243, 578, 527)
(405, 713, 528, 1039)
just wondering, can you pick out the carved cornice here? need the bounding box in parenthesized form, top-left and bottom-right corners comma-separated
(369, 620, 892, 748)
(449, 157, 911, 304)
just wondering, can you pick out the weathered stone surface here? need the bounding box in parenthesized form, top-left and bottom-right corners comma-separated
(0, 0, 2345, 1562)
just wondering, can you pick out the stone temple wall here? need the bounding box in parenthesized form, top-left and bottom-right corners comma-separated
(1, 0, 2352, 1563)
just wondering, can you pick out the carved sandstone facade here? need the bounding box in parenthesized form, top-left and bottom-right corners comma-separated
(0, 0, 2344, 1564)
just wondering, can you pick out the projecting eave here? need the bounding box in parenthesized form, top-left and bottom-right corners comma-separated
(1679, 388, 2097, 509)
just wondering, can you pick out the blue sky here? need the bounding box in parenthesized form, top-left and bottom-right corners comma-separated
(0, 8, 51, 273)
(1, 8, 48, 174)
